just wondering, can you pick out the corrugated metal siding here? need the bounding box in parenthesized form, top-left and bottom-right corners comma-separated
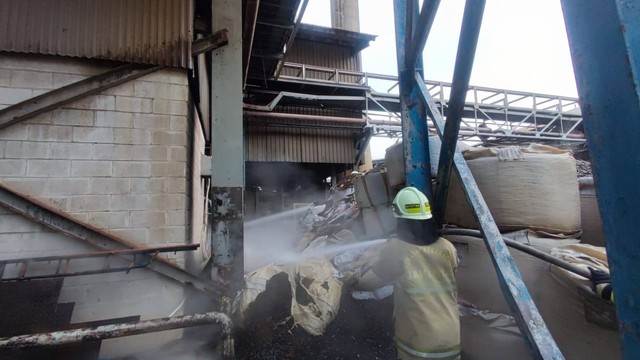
(0, 0, 193, 68)
(283, 39, 361, 81)
(245, 110, 358, 164)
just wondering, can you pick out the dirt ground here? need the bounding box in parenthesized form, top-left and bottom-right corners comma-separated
(235, 276, 399, 360)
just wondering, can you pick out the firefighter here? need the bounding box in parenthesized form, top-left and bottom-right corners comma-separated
(364, 186, 460, 360)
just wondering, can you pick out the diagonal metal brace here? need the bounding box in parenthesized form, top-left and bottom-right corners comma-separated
(0, 184, 223, 294)
(0, 64, 162, 130)
(415, 73, 564, 360)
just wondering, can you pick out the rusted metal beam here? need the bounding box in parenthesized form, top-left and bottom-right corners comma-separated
(0, 244, 200, 282)
(0, 311, 234, 359)
(0, 64, 162, 130)
(192, 28, 229, 56)
(0, 184, 222, 294)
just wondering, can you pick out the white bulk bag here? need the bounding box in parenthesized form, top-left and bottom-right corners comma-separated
(445, 144, 581, 235)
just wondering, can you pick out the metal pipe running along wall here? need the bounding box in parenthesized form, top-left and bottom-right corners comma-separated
(0, 312, 234, 358)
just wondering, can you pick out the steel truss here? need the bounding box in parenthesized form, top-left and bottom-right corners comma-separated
(277, 61, 584, 143)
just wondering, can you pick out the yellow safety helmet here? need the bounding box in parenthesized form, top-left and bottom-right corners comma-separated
(392, 187, 432, 220)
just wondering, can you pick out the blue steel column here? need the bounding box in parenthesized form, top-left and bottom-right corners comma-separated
(561, 1, 640, 358)
(393, 0, 432, 199)
(434, 0, 486, 224)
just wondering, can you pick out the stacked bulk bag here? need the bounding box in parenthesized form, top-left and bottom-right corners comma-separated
(445, 144, 581, 235)
(385, 136, 472, 188)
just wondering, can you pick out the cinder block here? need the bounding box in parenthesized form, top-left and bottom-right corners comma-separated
(153, 99, 187, 116)
(69, 212, 89, 223)
(170, 84, 188, 101)
(99, 81, 134, 96)
(10, 69, 53, 89)
(0, 123, 28, 140)
(50, 143, 93, 160)
(37, 196, 69, 212)
(71, 160, 112, 177)
(113, 161, 150, 177)
(53, 73, 87, 88)
(27, 124, 72, 141)
(0, 214, 45, 234)
(133, 113, 170, 129)
(73, 127, 114, 143)
(151, 130, 187, 146)
(115, 96, 152, 113)
(67, 95, 116, 111)
(150, 162, 186, 177)
(26, 111, 53, 124)
(0, 140, 5, 157)
(114, 128, 151, 145)
(167, 178, 187, 193)
(92, 144, 132, 161)
(110, 194, 151, 211)
(27, 159, 71, 177)
(5, 141, 50, 159)
(141, 69, 188, 85)
(169, 147, 187, 162)
(95, 111, 133, 128)
(1, 178, 49, 196)
(169, 115, 188, 131)
(87, 211, 129, 229)
(69, 194, 111, 212)
(134, 80, 172, 99)
(130, 211, 166, 227)
(166, 210, 187, 226)
(110, 228, 149, 244)
(149, 226, 187, 244)
(150, 194, 187, 210)
(0, 69, 10, 86)
(91, 178, 130, 195)
(131, 178, 167, 194)
(0, 87, 32, 105)
(52, 108, 94, 126)
(131, 146, 169, 161)
(47, 178, 91, 195)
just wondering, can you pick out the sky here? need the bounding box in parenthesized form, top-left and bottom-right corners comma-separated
(301, 0, 579, 159)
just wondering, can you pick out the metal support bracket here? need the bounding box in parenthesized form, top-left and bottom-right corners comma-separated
(192, 29, 230, 56)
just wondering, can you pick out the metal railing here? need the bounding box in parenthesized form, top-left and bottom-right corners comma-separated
(278, 62, 584, 142)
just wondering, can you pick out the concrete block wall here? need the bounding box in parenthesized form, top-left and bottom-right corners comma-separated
(0, 53, 193, 268)
(0, 205, 185, 358)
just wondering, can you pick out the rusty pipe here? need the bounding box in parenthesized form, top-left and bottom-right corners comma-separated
(0, 312, 234, 358)
(441, 228, 593, 279)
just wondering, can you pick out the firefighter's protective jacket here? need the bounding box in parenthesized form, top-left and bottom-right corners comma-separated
(373, 236, 460, 360)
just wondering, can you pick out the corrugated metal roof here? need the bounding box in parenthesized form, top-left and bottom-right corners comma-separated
(0, 0, 193, 68)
